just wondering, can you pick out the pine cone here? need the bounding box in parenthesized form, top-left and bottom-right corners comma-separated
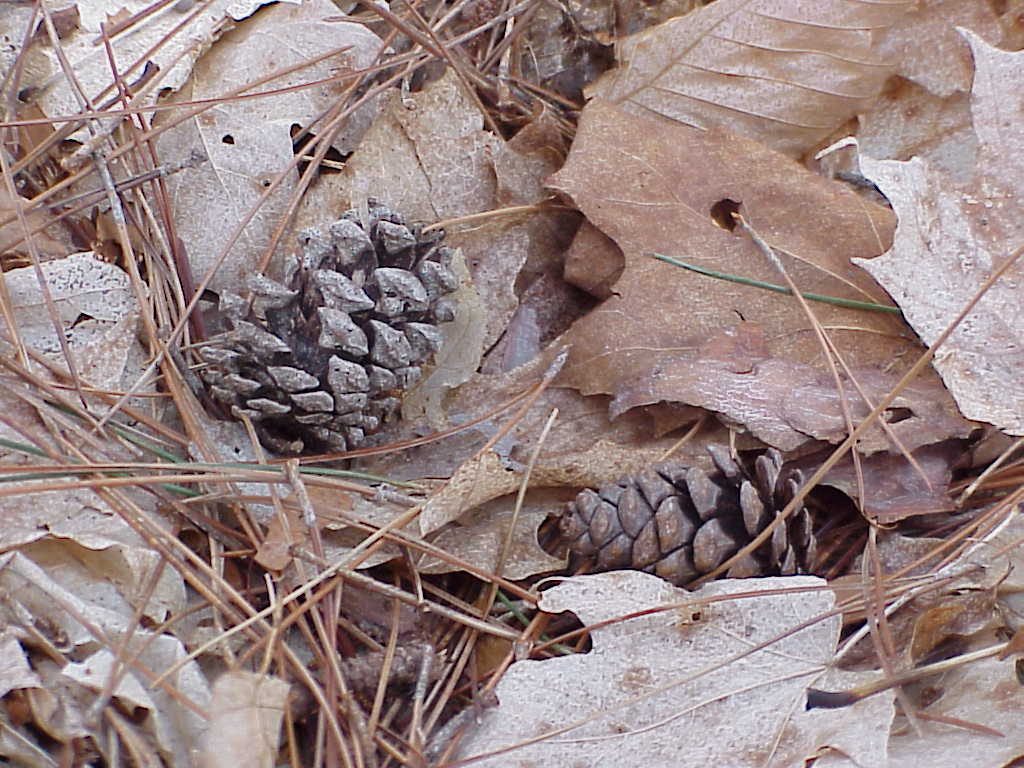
(199, 200, 459, 454)
(559, 447, 818, 586)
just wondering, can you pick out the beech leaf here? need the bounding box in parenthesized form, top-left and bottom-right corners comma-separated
(588, 0, 910, 157)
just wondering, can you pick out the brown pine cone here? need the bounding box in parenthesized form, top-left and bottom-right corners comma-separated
(199, 200, 459, 454)
(559, 447, 818, 586)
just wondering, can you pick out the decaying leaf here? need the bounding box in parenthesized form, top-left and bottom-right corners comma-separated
(156, 0, 382, 293)
(0, 551, 207, 767)
(455, 572, 893, 768)
(0, 187, 67, 260)
(2, 252, 134, 336)
(610, 323, 975, 455)
(855, 31, 1024, 436)
(1, 253, 141, 386)
(19, 0, 284, 144)
(546, 100, 948, 441)
(588, 0, 910, 157)
(797, 440, 967, 523)
(199, 671, 290, 768)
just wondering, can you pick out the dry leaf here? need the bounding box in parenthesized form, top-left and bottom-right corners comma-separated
(611, 323, 974, 454)
(0, 253, 142, 388)
(797, 440, 966, 523)
(562, 219, 624, 299)
(817, 628, 1024, 768)
(0, 629, 42, 698)
(455, 572, 892, 768)
(858, 79, 977, 185)
(255, 503, 307, 572)
(587, 0, 909, 157)
(876, 0, 1003, 97)
(0, 552, 208, 766)
(1, 252, 134, 341)
(199, 671, 290, 768)
(156, 0, 382, 294)
(26, 0, 288, 144)
(0, 187, 67, 260)
(418, 493, 565, 580)
(546, 101, 947, 448)
(855, 31, 1024, 435)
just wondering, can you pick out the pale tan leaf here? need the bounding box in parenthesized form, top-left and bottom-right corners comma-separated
(0, 552, 208, 766)
(455, 572, 892, 768)
(588, 0, 910, 157)
(27, 0, 288, 144)
(855, 31, 1024, 435)
(0, 630, 41, 698)
(1, 253, 141, 386)
(155, 0, 382, 294)
(418, 495, 565, 580)
(401, 249, 487, 427)
(199, 671, 290, 768)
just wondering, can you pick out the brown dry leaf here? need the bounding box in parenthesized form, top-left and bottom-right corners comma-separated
(563, 219, 624, 299)
(611, 323, 974, 454)
(547, 101, 917, 431)
(0, 187, 67, 260)
(198, 671, 290, 768)
(455, 572, 892, 768)
(255, 502, 307, 572)
(587, 0, 909, 157)
(155, 0, 382, 293)
(420, 450, 514, 535)
(796, 440, 965, 523)
(855, 31, 1024, 436)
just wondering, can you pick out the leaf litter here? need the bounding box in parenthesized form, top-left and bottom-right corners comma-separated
(2, 0, 1024, 765)
(855, 30, 1024, 436)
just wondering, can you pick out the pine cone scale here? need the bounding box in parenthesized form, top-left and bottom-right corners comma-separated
(200, 200, 459, 454)
(559, 449, 818, 586)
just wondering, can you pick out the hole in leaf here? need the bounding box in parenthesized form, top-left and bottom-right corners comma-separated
(883, 407, 913, 424)
(710, 198, 742, 231)
(290, 123, 350, 177)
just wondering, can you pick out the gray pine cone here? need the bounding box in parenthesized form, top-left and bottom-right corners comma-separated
(559, 447, 818, 586)
(200, 200, 459, 454)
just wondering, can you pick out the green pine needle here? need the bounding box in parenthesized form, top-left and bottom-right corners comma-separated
(650, 252, 902, 316)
